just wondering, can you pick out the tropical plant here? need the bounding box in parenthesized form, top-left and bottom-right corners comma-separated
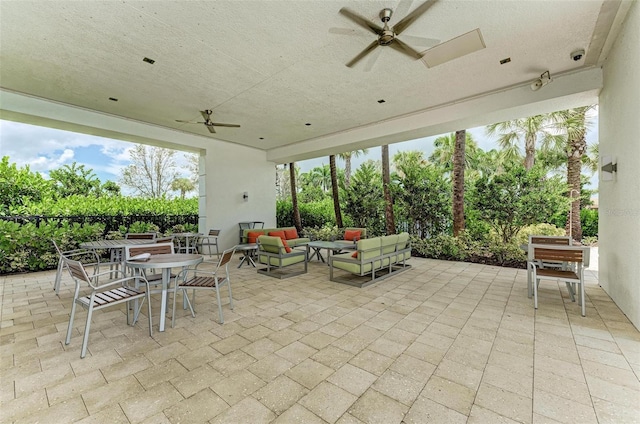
(469, 165, 567, 243)
(289, 162, 303, 232)
(393, 154, 451, 239)
(0, 156, 53, 215)
(329, 155, 343, 228)
(452, 130, 466, 236)
(49, 162, 101, 198)
(381, 145, 395, 235)
(550, 105, 596, 242)
(429, 131, 479, 174)
(486, 114, 564, 170)
(170, 177, 196, 199)
(343, 161, 385, 236)
(338, 149, 368, 187)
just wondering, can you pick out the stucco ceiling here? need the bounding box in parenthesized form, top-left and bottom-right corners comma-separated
(0, 1, 630, 162)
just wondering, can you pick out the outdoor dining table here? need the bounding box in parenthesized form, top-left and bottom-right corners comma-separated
(55, 238, 157, 292)
(126, 253, 203, 332)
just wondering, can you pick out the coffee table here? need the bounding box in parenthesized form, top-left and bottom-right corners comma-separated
(306, 241, 349, 264)
(236, 243, 258, 268)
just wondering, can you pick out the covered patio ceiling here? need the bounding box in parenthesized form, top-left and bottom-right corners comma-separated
(0, 1, 630, 162)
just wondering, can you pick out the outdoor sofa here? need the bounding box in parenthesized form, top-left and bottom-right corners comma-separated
(329, 232, 411, 287)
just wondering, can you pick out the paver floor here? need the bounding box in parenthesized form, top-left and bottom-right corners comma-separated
(1, 254, 638, 423)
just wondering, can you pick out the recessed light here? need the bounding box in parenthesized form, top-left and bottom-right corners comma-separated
(305, 123, 311, 126)
(499, 57, 511, 64)
(143, 57, 155, 64)
(108, 97, 118, 102)
(259, 137, 264, 140)
(377, 99, 386, 103)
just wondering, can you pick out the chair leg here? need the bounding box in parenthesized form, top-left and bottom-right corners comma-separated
(171, 286, 178, 328)
(215, 284, 224, 324)
(146, 292, 153, 336)
(80, 301, 95, 359)
(65, 299, 78, 346)
(227, 280, 234, 311)
(580, 282, 586, 317)
(54, 257, 64, 294)
(533, 277, 539, 310)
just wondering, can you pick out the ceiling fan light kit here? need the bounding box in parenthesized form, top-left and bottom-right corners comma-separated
(530, 70, 552, 91)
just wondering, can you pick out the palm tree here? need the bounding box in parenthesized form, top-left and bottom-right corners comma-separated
(309, 164, 332, 191)
(329, 155, 343, 228)
(338, 149, 368, 187)
(452, 130, 466, 236)
(486, 115, 564, 170)
(430, 132, 479, 173)
(551, 105, 596, 242)
(289, 163, 302, 232)
(170, 177, 195, 199)
(381, 145, 396, 235)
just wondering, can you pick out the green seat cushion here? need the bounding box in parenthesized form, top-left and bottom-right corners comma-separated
(259, 254, 305, 267)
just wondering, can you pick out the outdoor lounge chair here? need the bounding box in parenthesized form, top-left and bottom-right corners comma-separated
(256, 235, 307, 279)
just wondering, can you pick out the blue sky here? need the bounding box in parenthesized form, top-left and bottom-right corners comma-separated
(0, 116, 599, 192)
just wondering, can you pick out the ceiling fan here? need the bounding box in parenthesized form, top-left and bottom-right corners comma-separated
(337, 0, 485, 69)
(338, 0, 439, 68)
(176, 110, 240, 134)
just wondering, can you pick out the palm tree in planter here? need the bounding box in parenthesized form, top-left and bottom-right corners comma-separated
(329, 155, 343, 228)
(382, 145, 396, 235)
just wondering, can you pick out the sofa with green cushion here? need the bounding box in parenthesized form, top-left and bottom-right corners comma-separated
(242, 227, 310, 247)
(256, 235, 307, 279)
(332, 227, 368, 249)
(329, 232, 411, 287)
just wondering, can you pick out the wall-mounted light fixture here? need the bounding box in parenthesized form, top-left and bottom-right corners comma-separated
(243, 192, 249, 201)
(600, 155, 617, 181)
(530, 70, 552, 91)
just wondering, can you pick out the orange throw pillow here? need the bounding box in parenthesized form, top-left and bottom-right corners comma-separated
(344, 230, 361, 241)
(269, 231, 286, 241)
(268, 231, 292, 253)
(284, 228, 299, 240)
(247, 231, 264, 244)
(282, 239, 292, 253)
(351, 251, 358, 258)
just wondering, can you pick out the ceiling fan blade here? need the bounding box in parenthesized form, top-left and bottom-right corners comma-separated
(205, 124, 216, 134)
(363, 47, 383, 72)
(399, 34, 440, 48)
(394, 0, 414, 21)
(390, 37, 422, 59)
(346, 40, 379, 67)
(394, 0, 438, 35)
(210, 123, 241, 128)
(200, 110, 213, 121)
(176, 119, 196, 123)
(339, 8, 383, 35)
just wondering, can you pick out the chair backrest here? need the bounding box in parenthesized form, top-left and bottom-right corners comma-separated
(155, 236, 174, 244)
(125, 242, 174, 259)
(528, 244, 590, 268)
(209, 229, 220, 237)
(125, 232, 156, 240)
(61, 256, 92, 285)
(216, 246, 236, 269)
(529, 235, 571, 245)
(53, 239, 100, 263)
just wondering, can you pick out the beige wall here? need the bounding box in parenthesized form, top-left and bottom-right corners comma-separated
(200, 143, 277, 251)
(599, 0, 640, 329)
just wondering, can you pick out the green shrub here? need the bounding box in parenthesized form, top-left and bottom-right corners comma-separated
(302, 225, 342, 241)
(581, 209, 598, 238)
(0, 219, 104, 274)
(515, 223, 565, 245)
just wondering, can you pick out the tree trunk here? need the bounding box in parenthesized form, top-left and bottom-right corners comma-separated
(453, 130, 466, 236)
(289, 163, 302, 232)
(329, 155, 343, 228)
(382, 145, 396, 235)
(566, 132, 586, 242)
(344, 154, 352, 187)
(524, 132, 536, 170)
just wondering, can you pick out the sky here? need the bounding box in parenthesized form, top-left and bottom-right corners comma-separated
(0, 116, 599, 193)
